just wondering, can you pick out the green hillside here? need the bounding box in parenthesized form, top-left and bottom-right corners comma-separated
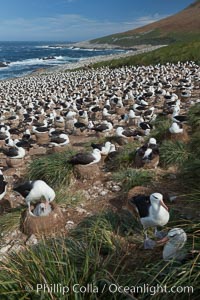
(91, 41, 200, 69)
(90, 1, 200, 47)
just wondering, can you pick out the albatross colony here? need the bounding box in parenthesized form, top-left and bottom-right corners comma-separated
(0, 62, 199, 145)
(0, 61, 199, 236)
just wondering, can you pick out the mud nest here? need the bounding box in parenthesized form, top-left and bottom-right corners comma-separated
(20, 202, 65, 236)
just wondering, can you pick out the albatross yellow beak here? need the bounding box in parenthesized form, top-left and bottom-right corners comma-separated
(160, 199, 169, 211)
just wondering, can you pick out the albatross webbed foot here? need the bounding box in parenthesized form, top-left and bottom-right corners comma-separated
(154, 230, 167, 239)
(144, 238, 156, 249)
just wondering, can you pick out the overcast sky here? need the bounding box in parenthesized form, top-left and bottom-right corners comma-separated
(0, 0, 194, 41)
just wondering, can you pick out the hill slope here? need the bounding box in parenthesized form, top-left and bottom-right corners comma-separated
(90, 1, 200, 47)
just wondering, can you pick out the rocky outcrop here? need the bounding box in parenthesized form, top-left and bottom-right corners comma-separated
(0, 62, 10, 68)
(42, 56, 56, 61)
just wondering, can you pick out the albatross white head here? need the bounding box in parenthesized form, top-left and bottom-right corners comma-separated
(115, 127, 124, 137)
(149, 138, 157, 145)
(150, 193, 168, 211)
(101, 141, 112, 155)
(91, 148, 101, 164)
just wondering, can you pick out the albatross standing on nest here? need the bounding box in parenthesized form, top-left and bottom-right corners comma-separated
(129, 193, 169, 249)
(14, 180, 55, 216)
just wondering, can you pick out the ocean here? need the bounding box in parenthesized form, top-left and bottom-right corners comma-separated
(0, 41, 125, 81)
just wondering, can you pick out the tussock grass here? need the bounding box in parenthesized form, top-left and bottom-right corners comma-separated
(86, 210, 142, 236)
(134, 258, 200, 300)
(160, 140, 189, 167)
(71, 218, 118, 255)
(188, 103, 200, 130)
(178, 105, 200, 191)
(150, 116, 171, 143)
(105, 141, 140, 171)
(27, 150, 75, 188)
(0, 209, 199, 299)
(71, 211, 142, 249)
(189, 131, 200, 157)
(0, 210, 138, 299)
(180, 159, 200, 190)
(0, 209, 22, 238)
(55, 187, 86, 206)
(0, 237, 107, 299)
(181, 189, 200, 204)
(113, 168, 153, 192)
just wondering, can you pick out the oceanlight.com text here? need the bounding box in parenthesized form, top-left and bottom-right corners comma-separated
(34, 283, 194, 296)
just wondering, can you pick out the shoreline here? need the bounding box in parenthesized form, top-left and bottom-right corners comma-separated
(32, 44, 167, 75)
(1, 44, 167, 81)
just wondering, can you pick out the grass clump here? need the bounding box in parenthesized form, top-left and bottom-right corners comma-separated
(189, 131, 200, 157)
(178, 104, 200, 191)
(27, 150, 74, 188)
(113, 168, 153, 192)
(0, 212, 125, 299)
(160, 140, 189, 167)
(188, 103, 200, 130)
(0, 209, 199, 300)
(0, 210, 142, 300)
(70, 210, 142, 251)
(105, 141, 140, 171)
(55, 187, 86, 206)
(134, 257, 200, 300)
(180, 159, 200, 190)
(150, 116, 171, 143)
(71, 217, 118, 255)
(0, 237, 105, 299)
(0, 209, 22, 238)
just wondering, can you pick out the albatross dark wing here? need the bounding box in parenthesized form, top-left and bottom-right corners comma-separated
(91, 124, 108, 132)
(91, 142, 104, 151)
(69, 153, 94, 165)
(14, 181, 33, 198)
(129, 195, 151, 218)
(136, 144, 148, 157)
(2, 147, 19, 157)
(123, 129, 135, 137)
(0, 180, 7, 194)
(50, 137, 66, 144)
